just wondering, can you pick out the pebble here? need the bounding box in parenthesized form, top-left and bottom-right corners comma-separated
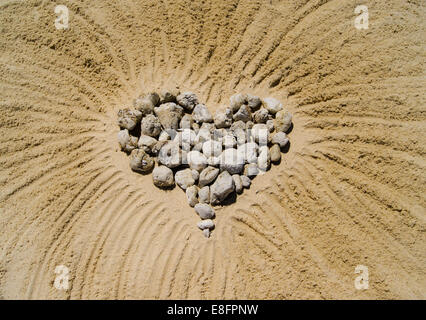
(134, 92, 159, 115)
(223, 134, 237, 149)
(241, 175, 251, 188)
(270, 144, 281, 163)
(175, 168, 195, 190)
(244, 163, 259, 178)
(214, 108, 233, 128)
(197, 219, 214, 230)
(230, 93, 247, 112)
(263, 97, 283, 114)
(199, 166, 220, 187)
(253, 108, 269, 124)
(177, 92, 198, 112)
(202, 139, 222, 158)
(233, 104, 252, 122)
(193, 104, 213, 123)
(198, 186, 210, 204)
(141, 114, 162, 138)
(152, 166, 175, 188)
(187, 151, 208, 171)
(117, 109, 142, 131)
(154, 102, 184, 130)
(220, 148, 244, 175)
(274, 109, 292, 133)
(266, 119, 275, 132)
(191, 169, 200, 182)
(129, 149, 154, 174)
(158, 141, 182, 168)
(232, 174, 243, 194)
(210, 171, 235, 205)
(180, 114, 194, 129)
(159, 88, 179, 104)
(258, 145, 271, 172)
(138, 135, 158, 153)
(186, 185, 199, 207)
(203, 228, 211, 238)
(246, 94, 262, 111)
(194, 203, 215, 219)
(271, 132, 289, 148)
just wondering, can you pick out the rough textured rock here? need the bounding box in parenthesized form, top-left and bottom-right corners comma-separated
(233, 104, 252, 122)
(232, 174, 243, 194)
(180, 114, 194, 129)
(117, 109, 142, 130)
(263, 97, 283, 114)
(266, 119, 275, 132)
(141, 114, 162, 138)
(199, 166, 220, 187)
(271, 132, 289, 148)
(270, 144, 281, 163)
(175, 168, 195, 190)
(202, 139, 222, 158)
(251, 123, 269, 145)
(158, 142, 182, 168)
(230, 93, 247, 112)
(118, 129, 138, 152)
(230, 120, 246, 132)
(152, 166, 175, 188)
(191, 169, 200, 182)
(129, 149, 154, 174)
(177, 92, 198, 112)
(138, 135, 158, 153)
(154, 102, 184, 130)
(194, 203, 215, 219)
(233, 128, 247, 145)
(223, 134, 237, 149)
(197, 219, 214, 230)
(193, 104, 213, 123)
(253, 108, 269, 124)
(214, 108, 233, 128)
(199, 186, 210, 204)
(158, 130, 170, 142)
(159, 88, 179, 103)
(207, 156, 220, 167)
(220, 148, 244, 174)
(241, 175, 251, 188)
(186, 185, 199, 207)
(202, 228, 210, 238)
(134, 92, 160, 115)
(210, 171, 235, 205)
(187, 151, 208, 171)
(246, 94, 262, 111)
(244, 163, 259, 178)
(257, 145, 271, 171)
(274, 109, 293, 133)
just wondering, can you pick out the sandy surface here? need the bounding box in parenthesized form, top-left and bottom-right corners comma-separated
(0, 0, 425, 299)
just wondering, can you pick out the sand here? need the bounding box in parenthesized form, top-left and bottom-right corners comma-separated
(0, 0, 425, 299)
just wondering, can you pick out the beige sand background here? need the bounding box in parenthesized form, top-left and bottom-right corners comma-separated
(0, 0, 425, 299)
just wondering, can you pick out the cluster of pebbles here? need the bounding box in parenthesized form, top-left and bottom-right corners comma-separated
(117, 90, 292, 238)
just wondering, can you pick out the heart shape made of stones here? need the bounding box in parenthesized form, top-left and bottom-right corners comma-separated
(117, 90, 292, 237)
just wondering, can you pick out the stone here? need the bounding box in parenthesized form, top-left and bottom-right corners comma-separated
(177, 92, 199, 112)
(154, 102, 184, 130)
(232, 174, 243, 194)
(186, 186, 199, 207)
(199, 166, 220, 187)
(197, 219, 214, 230)
(207, 156, 220, 167)
(134, 92, 160, 115)
(263, 97, 283, 114)
(233, 104, 252, 122)
(180, 114, 194, 129)
(220, 148, 244, 174)
(237, 142, 258, 164)
(214, 107, 233, 128)
(253, 108, 269, 124)
(129, 149, 154, 174)
(223, 134, 237, 149)
(159, 88, 179, 103)
(138, 135, 158, 153)
(251, 123, 269, 146)
(274, 109, 293, 133)
(246, 121, 254, 129)
(175, 168, 195, 190)
(192, 142, 203, 152)
(210, 171, 235, 205)
(246, 94, 262, 111)
(179, 129, 197, 146)
(266, 119, 275, 132)
(194, 203, 215, 219)
(158, 142, 182, 168)
(187, 151, 208, 171)
(241, 175, 251, 188)
(117, 109, 142, 131)
(258, 145, 270, 171)
(141, 114, 162, 138)
(203, 228, 210, 238)
(270, 144, 281, 163)
(244, 163, 259, 178)
(199, 186, 210, 204)
(230, 93, 247, 112)
(271, 132, 289, 148)
(152, 166, 175, 188)
(158, 130, 171, 142)
(151, 141, 167, 156)
(191, 169, 200, 182)
(233, 128, 247, 145)
(200, 122, 215, 133)
(230, 120, 246, 131)
(118, 129, 138, 152)
(202, 139, 222, 158)
(193, 104, 213, 123)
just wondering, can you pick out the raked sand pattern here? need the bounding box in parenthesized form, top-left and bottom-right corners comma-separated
(0, 0, 425, 299)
